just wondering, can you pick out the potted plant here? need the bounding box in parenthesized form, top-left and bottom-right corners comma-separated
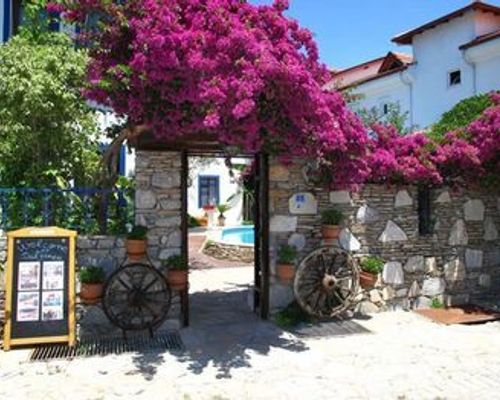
(276, 244, 298, 283)
(359, 256, 384, 289)
(165, 254, 189, 290)
(126, 225, 148, 260)
(320, 208, 343, 239)
(79, 266, 106, 304)
(216, 203, 231, 226)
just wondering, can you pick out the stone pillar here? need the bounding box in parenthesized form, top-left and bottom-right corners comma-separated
(135, 151, 182, 266)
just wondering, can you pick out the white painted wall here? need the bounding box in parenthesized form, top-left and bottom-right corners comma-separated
(411, 13, 477, 128)
(349, 73, 412, 128)
(187, 158, 248, 227)
(350, 10, 500, 130)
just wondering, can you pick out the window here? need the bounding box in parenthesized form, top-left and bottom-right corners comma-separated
(449, 70, 461, 86)
(383, 103, 389, 115)
(418, 187, 433, 236)
(198, 176, 220, 208)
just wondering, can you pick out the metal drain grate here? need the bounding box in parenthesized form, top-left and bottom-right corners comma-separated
(289, 319, 371, 338)
(29, 330, 184, 362)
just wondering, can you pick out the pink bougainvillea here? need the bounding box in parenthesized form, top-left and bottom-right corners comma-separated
(61, 0, 369, 186)
(59, 0, 498, 188)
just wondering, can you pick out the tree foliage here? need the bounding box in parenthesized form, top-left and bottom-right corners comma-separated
(0, 31, 101, 187)
(428, 93, 494, 141)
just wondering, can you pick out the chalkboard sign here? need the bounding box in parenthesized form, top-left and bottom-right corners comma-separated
(3, 227, 76, 350)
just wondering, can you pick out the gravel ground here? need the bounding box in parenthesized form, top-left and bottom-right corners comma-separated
(1, 267, 500, 400)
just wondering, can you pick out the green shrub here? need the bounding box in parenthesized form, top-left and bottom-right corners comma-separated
(360, 256, 384, 274)
(275, 302, 311, 328)
(127, 225, 148, 240)
(428, 93, 494, 141)
(188, 214, 201, 227)
(277, 244, 297, 264)
(430, 297, 445, 309)
(216, 203, 231, 214)
(166, 254, 188, 271)
(79, 266, 106, 284)
(321, 208, 343, 225)
(242, 220, 254, 226)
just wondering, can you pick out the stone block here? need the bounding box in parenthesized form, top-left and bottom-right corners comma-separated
(370, 289, 383, 303)
(378, 221, 408, 243)
(408, 280, 421, 298)
(395, 190, 413, 207)
(269, 165, 290, 182)
(416, 296, 432, 310)
(288, 234, 306, 251)
(356, 205, 379, 224)
(269, 284, 294, 310)
(96, 239, 116, 249)
(479, 274, 491, 288)
(465, 249, 483, 269)
(421, 278, 446, 297)
(382, 286, 396, 301)
(448, 219, 468, 246)
(339, 228, 361, 252)
(404, 255, 425, 273)
(425, 257, 439, 276)
(152, 172, 180, 189)
(435, 191, 451, 204)
(289, 193, 318, 215)
(158, 248, 179, 261)
(382, 262, 404, 285)
(77, 237, 96, 250)
(136, 190, 157, 209)
(464, 199, 485, 221)
(270, 216, 298, 233)
(484, 218, 498, 241)
(156, 216, 182, 228)
(356, 300, 379, 315)
(329, 191, 352, 204)
(396, 288, 408, 298)
(444, 258, 466, 282)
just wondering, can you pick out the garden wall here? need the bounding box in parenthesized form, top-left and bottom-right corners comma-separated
(268, 159, 500, 313)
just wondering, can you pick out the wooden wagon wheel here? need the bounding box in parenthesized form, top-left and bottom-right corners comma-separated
(102, 263, 172, 331)
(294, 246, 359, 318)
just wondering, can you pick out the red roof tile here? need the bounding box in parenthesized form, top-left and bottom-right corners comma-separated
(393, 2, 500, 45)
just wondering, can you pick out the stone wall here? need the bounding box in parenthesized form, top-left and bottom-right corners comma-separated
(268, 159, 500, 312)
(135, 151, 183, 266)
(203, 241, 255, 263)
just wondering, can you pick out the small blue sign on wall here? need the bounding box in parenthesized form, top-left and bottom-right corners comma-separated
(289, 192, 318, 215)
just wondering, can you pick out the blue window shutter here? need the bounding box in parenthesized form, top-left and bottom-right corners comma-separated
(198, 176, 220, 208)
(3, 0, 11, 42)
(119, 145, 126, 176)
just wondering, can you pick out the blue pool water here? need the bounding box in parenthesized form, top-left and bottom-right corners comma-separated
(221, 226, 255, 245)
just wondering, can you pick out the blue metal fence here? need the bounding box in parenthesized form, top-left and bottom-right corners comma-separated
(0, 188, 134, 235)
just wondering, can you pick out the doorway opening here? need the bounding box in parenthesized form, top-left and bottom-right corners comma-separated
(182, 153, 269, 327)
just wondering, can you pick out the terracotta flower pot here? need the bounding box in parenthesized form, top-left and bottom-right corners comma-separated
(126, 239, 147, 260)
(167, 269, 188, 290)
(218, 215, 226, 227)
(321, 225, 341, 240)
(80, 283, 104, 304)
(359, 270, 378, 289)
(277, 263, 295, 283)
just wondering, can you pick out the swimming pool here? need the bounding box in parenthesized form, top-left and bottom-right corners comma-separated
(220, 226, 255, 246)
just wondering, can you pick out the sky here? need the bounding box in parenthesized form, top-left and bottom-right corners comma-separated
(250, 0, 500, 69)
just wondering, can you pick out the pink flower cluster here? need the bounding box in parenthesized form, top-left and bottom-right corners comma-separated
(45, 2, 65, 15)
(60, 0, 498, 188)
(367, 93, 499, 187)
(62, 0, 368, 186)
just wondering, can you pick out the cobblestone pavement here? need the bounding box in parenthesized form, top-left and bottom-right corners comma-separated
(1, 267, 500, 400)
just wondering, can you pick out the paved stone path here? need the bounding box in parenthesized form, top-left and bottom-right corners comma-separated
(2, 267, 500, 399)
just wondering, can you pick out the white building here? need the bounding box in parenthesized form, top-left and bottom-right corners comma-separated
(187, 158, 249, 227)
(330, 1, 500, 129)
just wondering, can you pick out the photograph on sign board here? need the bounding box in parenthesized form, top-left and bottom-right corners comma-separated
(42, 261, 64, 290)
(18, 261, 41, 291)
(42, 291, 64, 321)
(17, 292, 40, 322)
